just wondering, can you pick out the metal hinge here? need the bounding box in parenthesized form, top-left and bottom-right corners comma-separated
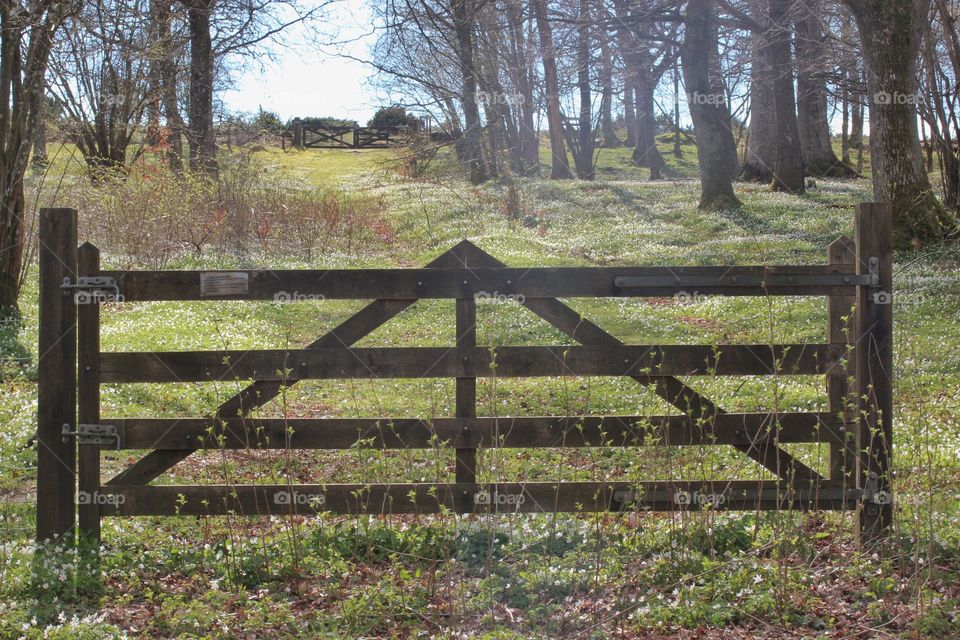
(866, 257, 881, 287)
(61, 423, 121, 449)
(61, 276, 121, 303)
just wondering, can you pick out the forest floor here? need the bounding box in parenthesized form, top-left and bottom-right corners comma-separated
(1, 139, 959, 638)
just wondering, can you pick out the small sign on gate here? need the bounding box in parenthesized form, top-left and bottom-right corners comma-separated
(200, 272, 250, 297)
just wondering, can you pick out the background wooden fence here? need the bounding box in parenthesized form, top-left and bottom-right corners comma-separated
(284, 118, 404, 149)
(36, 203, 894, 548)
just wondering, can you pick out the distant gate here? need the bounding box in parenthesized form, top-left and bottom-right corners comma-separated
(284, 118, 403, 149)
(36, 204, 894, 547)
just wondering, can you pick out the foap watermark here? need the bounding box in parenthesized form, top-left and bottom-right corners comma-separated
(872, 290, 892, 305)
(273, 490, 326, 508)
(273, 291, 326, 304)
(475, 291, 525, 305)
(674, 290, 710, 305)
(687, 92, 726, 106)
(674, 490, 726, 507)
(75, 290, 124, 305)
(474, 490, 526, 506)
(476, 91, 525, 107)
(76, 491, 125, 506)
(873, 91, 919, 106)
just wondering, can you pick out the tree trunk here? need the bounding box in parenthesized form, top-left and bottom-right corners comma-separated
(185, 0, 217, 176)
(32, 93, 48, 169)
(506, 2, 539, 176)
(673, 55, 683, 158)
(452, 0, 489, 184)
(742, 16, 776, 181)
(532, 0, 572, 179)
(598, 5, 620, 148)
(844, 0, 955, 246)
(795, 0, 853, 177)
(574, 0, 594, 179)
(0, 3, 63, 312)
(768, 0, 804, 193)
(681, 0, 741, 209)
(154, 0, 183, 175)
(633, 78, 665, 179)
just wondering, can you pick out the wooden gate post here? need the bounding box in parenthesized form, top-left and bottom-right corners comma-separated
(77, 243, 102, 545)
(854, 203, 894, 545)
(292, 118, 304, 149)
(827, 237, 856, 488)
(455, 294, 478, 511)
(37, 208, 78, 542)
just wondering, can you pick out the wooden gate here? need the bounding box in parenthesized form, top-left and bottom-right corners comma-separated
(36, 204, 894, 547)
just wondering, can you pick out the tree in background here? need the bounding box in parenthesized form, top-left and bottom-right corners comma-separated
(368, 105, 420, 130)
(0, 0, 75, 314)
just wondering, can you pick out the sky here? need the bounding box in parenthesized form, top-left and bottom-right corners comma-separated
(221, 0, 381, 124)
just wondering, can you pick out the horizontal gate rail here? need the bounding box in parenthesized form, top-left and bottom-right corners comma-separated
(103, 413, 845, 450)
(95, 482, 860, 517)
(97, 265, 865, 301)
(98, 344, 846, 383)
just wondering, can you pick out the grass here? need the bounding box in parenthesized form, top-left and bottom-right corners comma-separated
(1, 138, 959, 638)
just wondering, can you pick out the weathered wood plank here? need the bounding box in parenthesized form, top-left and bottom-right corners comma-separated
(855, 204, 894, 545)
(99, 344, 846, 383)
(98, 481, 858, 516)
(37, 208, 78, 542)
(100, 265, 862, 301)
(455, 297, 478, 499)
(828, 237, 856, 486)
(77, 243, 102, 544)
(110, 413, 842, 450)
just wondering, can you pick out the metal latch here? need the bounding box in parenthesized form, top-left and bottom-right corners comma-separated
(61, 423, 120, 449)
(61, 276, 121, 303)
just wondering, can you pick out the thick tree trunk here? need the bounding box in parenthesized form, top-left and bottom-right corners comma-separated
(0, 4, 62, 312)
(795, 0, 853, 177)
(185, 0, 217, 176)
(154, 0, 183, 175)
(532, 0, 573, 179)
(452, 0, 489, 184)
(633, 79, 665, 179)
(742, 6, 776, 182)
(768, 0, 804, 193)
(845, 0, 955, 246)
(574, 0, 595, 179)
(681, 0, 741, 209)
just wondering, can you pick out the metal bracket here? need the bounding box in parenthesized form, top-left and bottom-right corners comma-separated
(612, 273, 872, 289)
(61, 276, 120, 302)
(866, 257, 881, 287)
(61, 423, 120, 449)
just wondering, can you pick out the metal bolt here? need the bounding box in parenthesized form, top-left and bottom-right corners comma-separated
(731, 276, 738, 283)
(844, 276, 851, 284)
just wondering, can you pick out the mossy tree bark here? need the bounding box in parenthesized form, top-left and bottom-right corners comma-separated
(843, 0, 957, 247)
